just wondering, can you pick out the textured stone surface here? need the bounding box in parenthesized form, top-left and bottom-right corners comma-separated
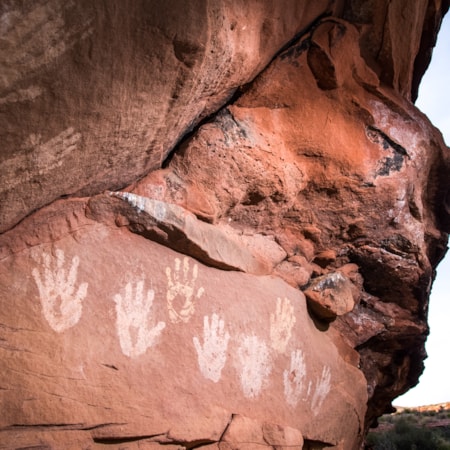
(0, 203, 366, 448)
(1, 1, 450, 449)
(0, 0, 332, 233)
(304, 272, 356, 321)
(1, 0, 448, 235)
(86, 191, 281, 275)
(130, 6, 450, 434)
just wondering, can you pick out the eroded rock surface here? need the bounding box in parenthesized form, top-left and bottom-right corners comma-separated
(1, 1, 449, 449)
(0, 0, 332, 233)
(0, 202, 366, 448)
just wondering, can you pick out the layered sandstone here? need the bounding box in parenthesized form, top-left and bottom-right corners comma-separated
(1, 1, 449, 449)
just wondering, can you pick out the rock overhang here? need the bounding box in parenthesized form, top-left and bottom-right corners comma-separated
(0, 1, 449, 448)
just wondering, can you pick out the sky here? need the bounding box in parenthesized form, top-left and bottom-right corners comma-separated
(394, 14, 450, 407)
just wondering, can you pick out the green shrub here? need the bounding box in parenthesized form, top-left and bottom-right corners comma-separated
(439, 427, 450, 440)
(367, 417, 450, 450)
(392, 418, 437, 450)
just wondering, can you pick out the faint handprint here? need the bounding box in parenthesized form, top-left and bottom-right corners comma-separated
(283, 349, 307, 407)
(114, 279, 166, 358)
(270, 297, 296, 354)
(193, 313, 230, 382)
(311, 366, 331, 412)
(32, 248, 88, 333)
(236, 335, 272, 398)
(166, 257, 205, 323)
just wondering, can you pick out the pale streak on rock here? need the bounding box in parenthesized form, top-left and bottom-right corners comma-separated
(2, 127, 81, 190)
(112, 191, 172, 222)
(110, 191, 272, 275)
(0, 86, 43, 105)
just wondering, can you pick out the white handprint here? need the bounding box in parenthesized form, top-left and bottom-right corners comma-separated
(283, 349, 307, 407)
(114, 280, 166, 358)
(32, 248, 88, 333)
(166, 257, 205, 323)
(193, 313, 230, 382)
(311, 366, 331, 412)
(236, 335, 272, 398)
(270, 297, 296, 354)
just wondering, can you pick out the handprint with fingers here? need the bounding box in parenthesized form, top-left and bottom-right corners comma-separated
(166, 257, 205, 323)
(311, 366, 332, 412)
(193, 313, 230, 382)
(114, 279, 166, 358)
(283, 349, 307, 407)
(236, 335, 272, 398)
(32, 248, 88, 333)
(270, 297, 296, 354)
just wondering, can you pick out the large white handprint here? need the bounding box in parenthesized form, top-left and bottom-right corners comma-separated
(32, 248, 88, 333)
(283, 349, 307, 407)
(166, 257, 205, 323)
(193, 313, 230, 382)
(114, 280, 166, 358)
(236, 335, 272, 398)
(270, 297, 296, 354)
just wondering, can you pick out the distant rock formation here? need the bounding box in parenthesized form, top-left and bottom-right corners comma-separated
(0, 1, 449, 448)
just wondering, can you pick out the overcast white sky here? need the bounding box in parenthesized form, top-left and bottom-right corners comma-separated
(394, 14, 450, 407)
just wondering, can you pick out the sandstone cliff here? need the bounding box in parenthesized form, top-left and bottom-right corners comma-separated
(1, 1, 449, 449)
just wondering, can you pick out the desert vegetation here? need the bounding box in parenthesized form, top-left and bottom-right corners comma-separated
(366, 404, 450, 449)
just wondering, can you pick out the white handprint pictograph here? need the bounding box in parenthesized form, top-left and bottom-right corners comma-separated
(193, 313, 230, 382)
(236, 335, 272, 398)
(166, 257, 205, 323)
(114, 280, 166, 358)
(32, 248, 88, 333)
(311, 366, 331, 412)
(283, 349, 307, 407)
(270, 297, 296, 354)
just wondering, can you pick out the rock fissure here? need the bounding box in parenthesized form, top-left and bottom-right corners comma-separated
(366, 126, 409, 158)
(158, 13, 332, 175)
(92, 433, 168, 445)
(8, 423, 87, 430)
(366, 125, 410, 177)
(100, 363, 119, 371)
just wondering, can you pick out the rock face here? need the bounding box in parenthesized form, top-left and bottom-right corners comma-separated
(1, 1, 449, 449)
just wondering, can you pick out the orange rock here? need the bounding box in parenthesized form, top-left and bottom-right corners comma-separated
(0, 1, 449, 448)
(304, 272, 356, 321)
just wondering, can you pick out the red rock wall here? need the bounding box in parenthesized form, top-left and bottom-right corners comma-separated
(1, 1, 449, 449)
